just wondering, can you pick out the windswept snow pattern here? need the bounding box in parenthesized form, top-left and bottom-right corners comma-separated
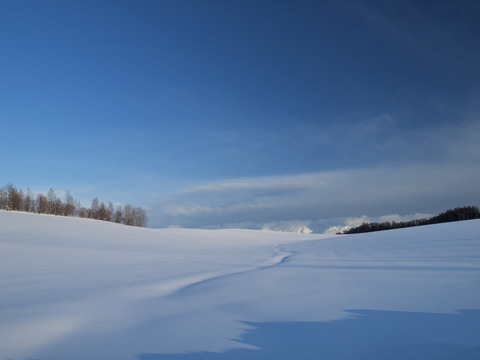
(1, 211, 479, 359)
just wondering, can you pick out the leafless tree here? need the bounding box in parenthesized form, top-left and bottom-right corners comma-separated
(124, 204, 134, 226)
(23, 188, 35, 212)
(77, 206, 88, 218)
(113, 206, 123, 223)
(36, 194, 48, 214)
(98, 202, 107, 221)
(47, 188, 56, 214)
(53, 198, 63, 216)
(6, 183, 23, 211)
(106, 202, 114, 222)
(64, 191, 75, 217)
(0, 187, 8, 210)
(1, 183, 148, 227)
(133, 207, 148, 227)
(90, 197, 99, 219)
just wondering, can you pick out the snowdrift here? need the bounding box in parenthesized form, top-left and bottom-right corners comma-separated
(1, 211, 479, 359)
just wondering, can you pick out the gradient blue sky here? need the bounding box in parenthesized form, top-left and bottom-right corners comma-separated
(2, 0, 480, 231)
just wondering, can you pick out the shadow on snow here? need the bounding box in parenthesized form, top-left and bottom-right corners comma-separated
(138, 309, 480, 360)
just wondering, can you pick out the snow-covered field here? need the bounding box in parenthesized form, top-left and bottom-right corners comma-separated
(1, 211, 479, 360)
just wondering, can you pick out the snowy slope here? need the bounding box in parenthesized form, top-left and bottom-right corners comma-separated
(1, 211, 479, 360)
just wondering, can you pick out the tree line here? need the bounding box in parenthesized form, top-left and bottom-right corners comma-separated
(341, 206, 480, 234)
(0, 183, 148, 227)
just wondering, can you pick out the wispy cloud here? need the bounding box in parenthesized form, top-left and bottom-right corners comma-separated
(149, 162, 480, 231)
(144, 103, 480, 232)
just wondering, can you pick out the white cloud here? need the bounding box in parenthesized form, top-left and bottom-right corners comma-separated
(378, 213, 431, 223)
(149, 162, 480, 231)
(324, 213, 432, 235)
(180, 175, 325, 194)
(261, 220, 313, 234)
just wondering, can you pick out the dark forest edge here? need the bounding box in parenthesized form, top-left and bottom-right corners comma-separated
(341, 206, 480, 234)
(0, 183, 148, 227)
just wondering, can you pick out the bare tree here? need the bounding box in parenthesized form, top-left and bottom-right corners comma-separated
(0, 186, 8, 210)
(63, 191, 75, 217)
(133, 207, 148, 227)
(53, 197, 63, 216)
(106, 202, 114, 222)
(36, 194, 48, 214)
(23, 188, 35, 212)
(97, 202, 107, 221)
(6, 183, 23, 211)
(90, 197, 99, 219)
(77, 206, 88, 218)
(1, 182, 148, 227)
(113, 206, 123, 223)
(124, 204, 134, 226)
(74, 199, 82, 217)
(47, 188, 56, 214)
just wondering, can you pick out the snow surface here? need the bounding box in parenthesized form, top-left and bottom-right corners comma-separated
(1, 211, 479, 359)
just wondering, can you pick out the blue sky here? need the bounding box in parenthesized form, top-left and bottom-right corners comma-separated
(1, 0, 480, 231)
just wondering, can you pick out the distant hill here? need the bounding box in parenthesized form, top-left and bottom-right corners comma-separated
(341, 206, 480, 234)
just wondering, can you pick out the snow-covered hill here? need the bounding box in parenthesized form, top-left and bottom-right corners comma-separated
(1, 211, 479, 360)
